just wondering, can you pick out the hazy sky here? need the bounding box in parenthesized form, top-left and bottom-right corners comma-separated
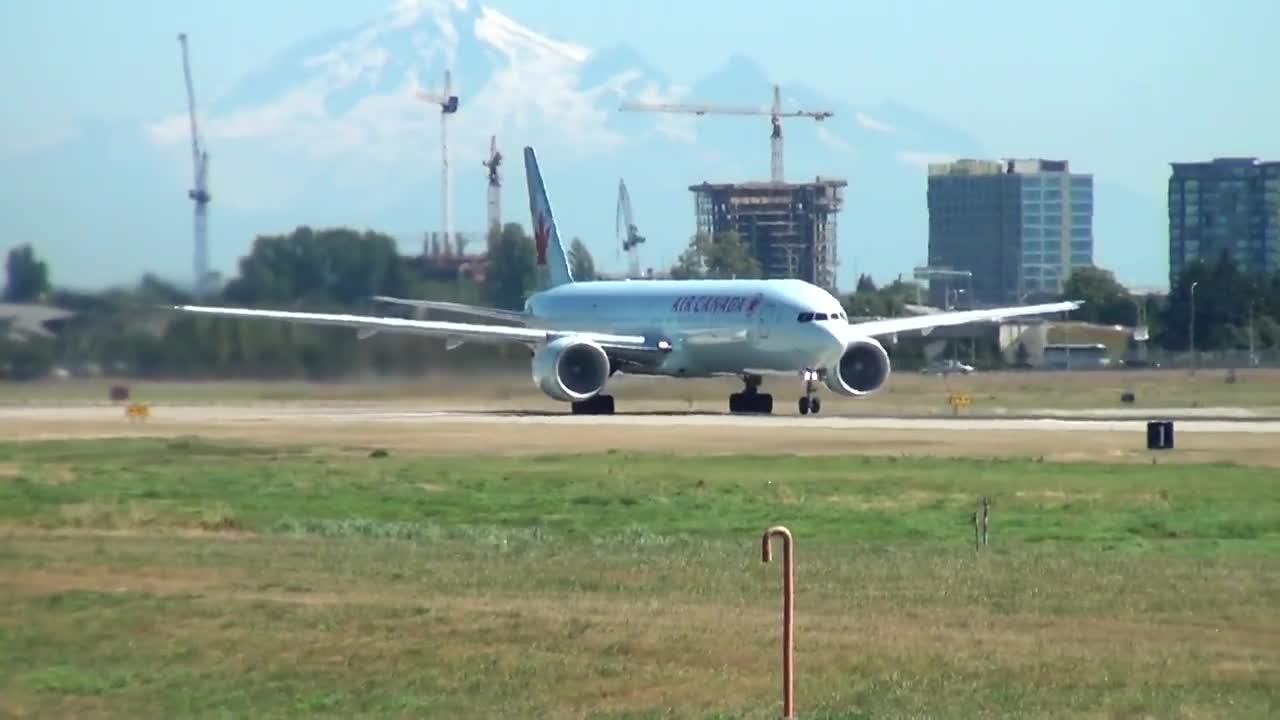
(7, 0, 1278, 190)
(4, 0, 1279, 289)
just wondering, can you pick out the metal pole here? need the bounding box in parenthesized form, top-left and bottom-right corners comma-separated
(1065, 313, 1071, 371)
(761, 526, 795, 720)
(1189, 281, 1198, 374)
(1249, 302, 1255, 366)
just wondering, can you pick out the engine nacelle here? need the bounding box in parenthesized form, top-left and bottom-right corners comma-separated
(531, 337, 611, 402)
(825, 336, 892, 396)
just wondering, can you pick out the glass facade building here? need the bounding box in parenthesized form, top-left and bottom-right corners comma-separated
(927, 158, 1093, 305)
(1168, 157, 1280, 287)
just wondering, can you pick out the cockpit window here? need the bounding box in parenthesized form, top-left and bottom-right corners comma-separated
(812, 313, 828, 321)
(797, 312, 814, 322)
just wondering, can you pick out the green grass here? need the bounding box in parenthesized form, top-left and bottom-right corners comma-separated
(2, 438, 1277, 551)
(2, 438, 1279, 718)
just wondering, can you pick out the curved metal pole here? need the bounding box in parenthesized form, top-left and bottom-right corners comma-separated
(761, 525, 794, 719)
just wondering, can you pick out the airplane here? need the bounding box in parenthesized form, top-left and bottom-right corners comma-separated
(173, 146, 1079, 416)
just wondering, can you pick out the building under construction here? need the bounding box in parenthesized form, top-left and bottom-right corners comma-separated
(690, 179, 847, 291)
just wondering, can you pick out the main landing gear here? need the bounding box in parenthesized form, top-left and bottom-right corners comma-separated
(729, 374, 773, 414)
(571, 394, 615, 415)
(798, 369, 822, 416)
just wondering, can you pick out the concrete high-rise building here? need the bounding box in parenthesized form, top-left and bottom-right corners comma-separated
(1168, 157, 1280, 287)
(690, 179, 846, 291)
(926, 158, 1093, 306)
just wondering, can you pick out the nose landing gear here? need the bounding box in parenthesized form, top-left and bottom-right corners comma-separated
(798, 369, 822, 415)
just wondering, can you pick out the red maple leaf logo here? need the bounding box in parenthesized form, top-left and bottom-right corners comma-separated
(534, 214, 549, 266)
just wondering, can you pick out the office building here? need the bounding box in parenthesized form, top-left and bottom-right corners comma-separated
(1168, 157, 1280, 286)
(926, 158, 1093, 305)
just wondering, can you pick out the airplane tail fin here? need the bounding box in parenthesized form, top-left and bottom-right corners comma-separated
(524, 146, 574, 288)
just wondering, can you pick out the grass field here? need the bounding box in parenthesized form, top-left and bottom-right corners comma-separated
(5, 367, 1280, 415)
(1, 438, 1278, 718)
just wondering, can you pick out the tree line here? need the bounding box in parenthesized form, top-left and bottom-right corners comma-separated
(3, 227, 1278, 381)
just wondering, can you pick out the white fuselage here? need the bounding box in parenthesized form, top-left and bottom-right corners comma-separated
(524, 278, 851, 377)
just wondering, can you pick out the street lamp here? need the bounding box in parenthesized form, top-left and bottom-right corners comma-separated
(1189, 281, 1198, 374)
(1248, 301, 1256, 367)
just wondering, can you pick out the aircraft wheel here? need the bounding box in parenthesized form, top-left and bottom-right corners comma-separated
(571, 395, 615, 415)
(798, 397, 811, 415)
(755, 393, 774, 415)
(728, 393, 744, 414)
(810, 398, 821, 415)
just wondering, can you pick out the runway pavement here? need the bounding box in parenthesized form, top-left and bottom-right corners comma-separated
(3, 404, 1279, 434)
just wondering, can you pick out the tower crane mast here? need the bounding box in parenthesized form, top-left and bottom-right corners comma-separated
(615, 180, 645, 278)
(415, 70, 460, 252)
(620, 84, 832, 183)
(482, 135, 502, 235)
(178, 33, 211, 297)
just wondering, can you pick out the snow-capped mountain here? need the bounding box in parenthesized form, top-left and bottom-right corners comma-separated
(3, 0, 1161, 291)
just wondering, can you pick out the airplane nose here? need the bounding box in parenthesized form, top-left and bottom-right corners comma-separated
(821, 323, 848, 364)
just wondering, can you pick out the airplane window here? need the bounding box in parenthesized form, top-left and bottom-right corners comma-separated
(797, 312, 813, 322)
(813, 313, 828, 320)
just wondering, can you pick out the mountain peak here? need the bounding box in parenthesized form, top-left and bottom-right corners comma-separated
(4, 1, 1165, 291)
(690, 54, 774, 106)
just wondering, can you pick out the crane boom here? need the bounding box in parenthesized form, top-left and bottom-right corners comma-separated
(619, 83, 832, 182)
(618, 101, 831, 120)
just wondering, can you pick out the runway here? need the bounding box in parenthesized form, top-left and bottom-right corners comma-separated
(3, 404, 1279, 433)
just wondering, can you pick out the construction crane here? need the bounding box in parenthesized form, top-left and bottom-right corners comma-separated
(619, 84, 832, 183)
(415, 69, 460, 251)
(482, 135, 501, 236)
(177, 33, 211, 298)
(615, 180, 645, 278)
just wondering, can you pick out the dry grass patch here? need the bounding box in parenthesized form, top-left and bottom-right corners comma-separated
(2, 538, 1277, 718)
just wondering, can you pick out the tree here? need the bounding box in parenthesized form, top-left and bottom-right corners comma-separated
(1061, 266, 1135, 326)
(670, 231, 761, 280)
(842, 278, 919, 318)
(4, 244, 50, 303)
(855, 274, 878, 294)
(221, 226, 408, 307)
(0, 335, 54, 380)
(567, 237, 596, 281)
(484, 222, 537, 310)
(1154, 250, 1275, 352)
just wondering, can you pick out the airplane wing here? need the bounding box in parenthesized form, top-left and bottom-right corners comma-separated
(372, 296, 531, 326)
(848, 301, 1080, 338)
(172, 305, 671, 356)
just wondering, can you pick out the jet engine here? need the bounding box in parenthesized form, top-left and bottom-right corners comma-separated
(531, 336, 611, 402)
(825, 336, 892, 396)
